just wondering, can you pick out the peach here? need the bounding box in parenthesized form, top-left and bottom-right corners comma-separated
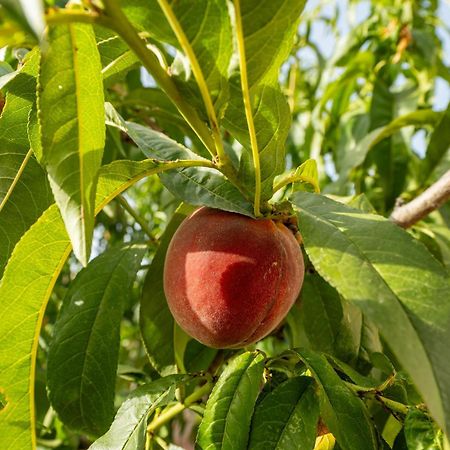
(163, 207, 304, 348)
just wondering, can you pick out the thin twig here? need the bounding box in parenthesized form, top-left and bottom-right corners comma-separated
(390, 170, 450, 228)
(116, 195, 156, 242)
(101, 0, 216, 155)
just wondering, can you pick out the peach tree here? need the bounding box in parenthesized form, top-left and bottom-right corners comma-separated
(0, 0, 449, 449)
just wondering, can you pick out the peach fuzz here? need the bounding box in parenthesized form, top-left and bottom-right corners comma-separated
(163, 207, 304, 348)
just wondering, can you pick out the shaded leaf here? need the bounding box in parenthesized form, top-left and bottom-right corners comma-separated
(293, 348, 378, 450)
(47, 244, 146, 435)
(291, 191, 450, 436)
(224, 82, 291, 201)
(248, 376, 319, 450)
(122, 0, 232, 110)
(421, 104, 450, 184)
(102, 49, 139, 87)
(184, 341, 217, 374)
(223, 0, 306, 200)
(196, 351, 265, 450)
(298, 273, 362, 364)
(106, 112, 254, 216)
(39, 24, 105, 265)
(338, 109, 441, 185)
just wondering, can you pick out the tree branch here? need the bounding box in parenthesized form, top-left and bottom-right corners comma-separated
(390, 170, 450, 228)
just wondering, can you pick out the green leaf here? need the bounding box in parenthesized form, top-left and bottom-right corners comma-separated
(368, 76, 419, 209)
(91, 375, 190, 450)
(196, 351, 265, 450)
(140, 202, 195, 375)
(0, 61, 17, 90)
(39, 24, 105, 265)
(338, 109, 441, 185)
(173, 324, 191, 373)
(102, 49, 139, 87)
(96, 26, 139, 87)
(122, 0, 232, 109)
(0, 158, 194, 449)
(290, 191, 450, 436)
(107, 114, 254, 216)
(224, 82, 291, 201)
(421, 104, 450, 185)
(404, 408, 444, 450)
(184, 341, 217, 373)
(125, 121, 205, 161)
(0, 0, 40, 42)
(0, 49, 53, 278)
(223, 0, 306, 200)
(428, 226, 450, 271)
(47, 244, 146, 436)
(298, 274, 362, 364)
(292, 348, 378, 450)
(159, 167, 254, 217)
(248, 376, 319, 450)
(273, 159, 320, 194)
(233, 0, 306, 88)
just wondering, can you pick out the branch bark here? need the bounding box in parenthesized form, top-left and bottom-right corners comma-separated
(390, 170, 450, 228)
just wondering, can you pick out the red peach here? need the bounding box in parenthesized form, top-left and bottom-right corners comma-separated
(163, 207, 304, 348)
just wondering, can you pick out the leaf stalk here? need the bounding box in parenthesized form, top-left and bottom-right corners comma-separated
(233, 0, 262, 217)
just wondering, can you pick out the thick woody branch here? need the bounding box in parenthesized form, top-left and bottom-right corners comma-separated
(390, 170, 450, 228)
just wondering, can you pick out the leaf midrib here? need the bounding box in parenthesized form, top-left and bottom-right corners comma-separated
(297, 204, 443, 431)
(68, 23, 87, 260)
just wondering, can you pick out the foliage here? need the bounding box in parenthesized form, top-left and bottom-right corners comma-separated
(0, 0, 449, 449)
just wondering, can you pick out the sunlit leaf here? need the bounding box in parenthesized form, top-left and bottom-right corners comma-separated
(0, 158, 198, 449)
(39, 24, 105, 265)
(0, 49, 53, 278)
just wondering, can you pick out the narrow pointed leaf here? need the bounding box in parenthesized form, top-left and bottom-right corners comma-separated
(39, 23, 105, 265)
(338, 109, 441, 183)
(122, 0, 232, 109)
(196, 351, 265, 450)
(293, 348, 378, 450)
(290, 191, 450, 436)
(140, 202, 195, 375)
(421, 104, 450, 183)
(0, 158, 193, 449)
(0, 49, 53, 277)
(106, 115, 254, 216)
(248, 376, 319, 450)
(90, 375, 190, 450)
(47, 244, 146, 436)
(224, 1, 306, 200)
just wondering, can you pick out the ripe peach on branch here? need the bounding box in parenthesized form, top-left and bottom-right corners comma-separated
(164, 207, 305, 348)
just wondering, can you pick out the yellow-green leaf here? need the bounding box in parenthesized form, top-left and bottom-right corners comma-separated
(39, 24, 105, 265)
